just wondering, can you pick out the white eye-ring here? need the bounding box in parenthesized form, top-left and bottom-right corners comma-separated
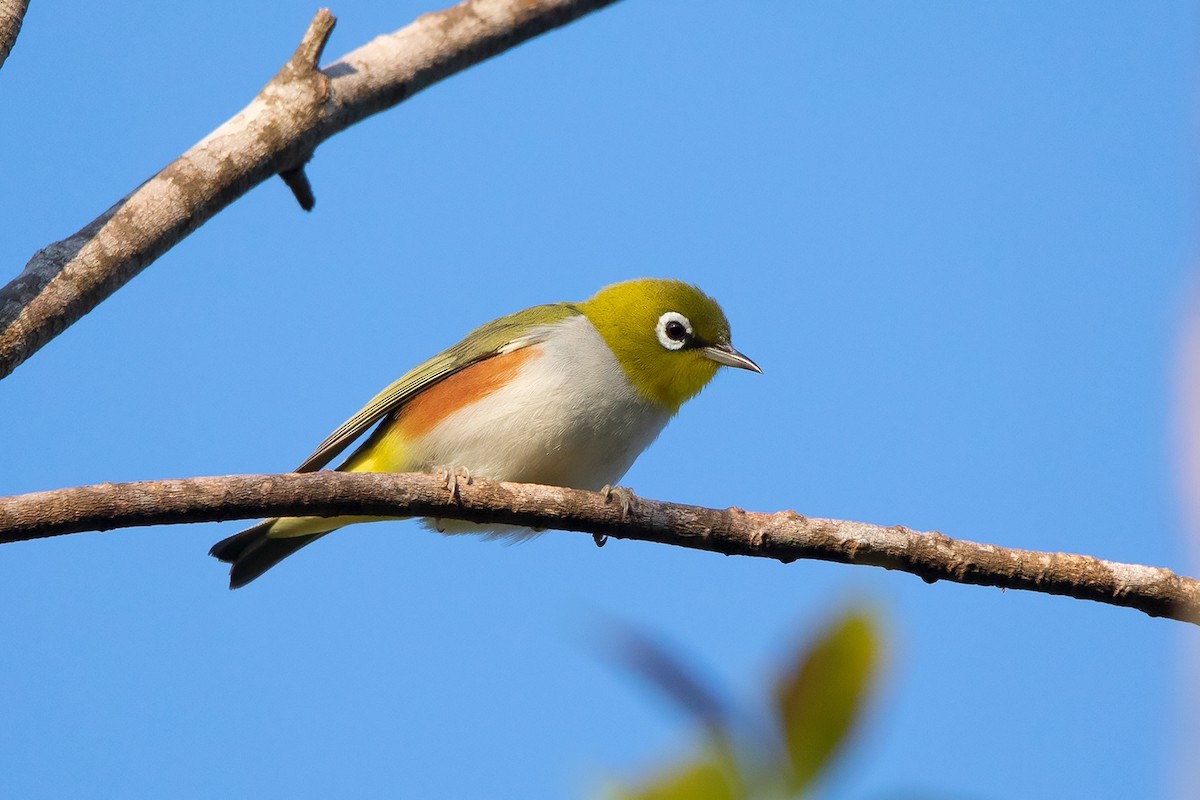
(655, 311, 693, 350)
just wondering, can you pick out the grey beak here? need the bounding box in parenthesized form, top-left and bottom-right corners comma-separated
(701, 344, 762, 374)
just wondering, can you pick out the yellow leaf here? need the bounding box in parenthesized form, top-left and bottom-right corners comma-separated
(773, 608, 880, 795)
(615, 758, 740, 800)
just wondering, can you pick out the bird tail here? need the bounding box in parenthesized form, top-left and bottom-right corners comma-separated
(209, 518, 337, 589)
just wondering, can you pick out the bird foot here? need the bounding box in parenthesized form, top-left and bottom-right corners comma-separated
(596, 484, 639, 547)
(435, 465, 473, 502)
(602, 484, 639, 517)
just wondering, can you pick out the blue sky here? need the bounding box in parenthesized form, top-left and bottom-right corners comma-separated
(1, 1, 1196, 797)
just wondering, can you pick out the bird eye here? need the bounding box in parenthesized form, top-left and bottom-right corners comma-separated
(655, 311, 693, 351)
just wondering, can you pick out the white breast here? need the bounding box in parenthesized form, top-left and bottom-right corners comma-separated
(412, 314, 672, 534)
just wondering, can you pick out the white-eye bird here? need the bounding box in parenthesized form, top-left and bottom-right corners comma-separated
(210, 278, 760, 588)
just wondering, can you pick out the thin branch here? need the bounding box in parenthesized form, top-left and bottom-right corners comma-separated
(2, 472, 1197, 625)
(287, 7, 336, 74)
(280, 164, 317, 211)
(0, 0, 621, 379)
(0, 0, 29, 74)
(275, 8, 335, 210)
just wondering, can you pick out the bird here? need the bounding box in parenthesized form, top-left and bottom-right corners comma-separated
(210, 278, 760, 588)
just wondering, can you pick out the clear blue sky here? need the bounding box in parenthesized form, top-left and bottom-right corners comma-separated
(1, 1, 1196, 797)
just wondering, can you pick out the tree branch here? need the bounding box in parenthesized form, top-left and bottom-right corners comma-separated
(2, 472, 1196, 625)
(0, 0, 621, 380)
(0, 0, 29, 74)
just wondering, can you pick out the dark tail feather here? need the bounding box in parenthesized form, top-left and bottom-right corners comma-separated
(209, 520, 331, 589)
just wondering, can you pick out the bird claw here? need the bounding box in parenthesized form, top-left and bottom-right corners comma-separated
(435, 465, 473, 502)
(602, 484, 639, 517)
(596, 484, 639, 547)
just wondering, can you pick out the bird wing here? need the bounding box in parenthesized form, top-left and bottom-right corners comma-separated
(294, 303, 581, 473)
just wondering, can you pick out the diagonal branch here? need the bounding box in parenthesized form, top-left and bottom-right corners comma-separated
(2, 472, 1197, 625)
(0, 0, 29, 74)
(0, 0, 622, 380)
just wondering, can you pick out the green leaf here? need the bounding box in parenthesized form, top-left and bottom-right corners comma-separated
(773, 608, 881, 795)
(615, 758, 740, 800)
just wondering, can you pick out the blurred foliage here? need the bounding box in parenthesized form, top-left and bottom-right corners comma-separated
(775, 611, 878, 794)
(606, 607, 882, 800)
(614, 757, 739, 800)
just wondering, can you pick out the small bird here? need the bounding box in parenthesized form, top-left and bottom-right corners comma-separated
(210, 278, 760, 587)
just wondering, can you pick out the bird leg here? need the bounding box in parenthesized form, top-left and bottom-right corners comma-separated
(596, 484, 639, 547)
(602, 484, 639, 516)
(434, 465, 473, 502)
(431, 466, 473, 531)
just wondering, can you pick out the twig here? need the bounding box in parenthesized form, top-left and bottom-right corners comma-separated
(0, 0, 622, 379)
(1, 472, 1197, 625)
(274, 9, 335, 210)
(0, 0, 28, 75)
(280, 164, 317, 211)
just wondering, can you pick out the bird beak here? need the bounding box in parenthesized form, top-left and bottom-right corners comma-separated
(702, 344, 762, 373)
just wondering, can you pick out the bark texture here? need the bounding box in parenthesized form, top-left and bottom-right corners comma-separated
(0, 0, 28, 74)
(2, 471, 1197, 625)
(0, 0, 621, 379)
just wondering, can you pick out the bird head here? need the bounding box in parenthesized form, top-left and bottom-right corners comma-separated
(580, 278, 760, 413)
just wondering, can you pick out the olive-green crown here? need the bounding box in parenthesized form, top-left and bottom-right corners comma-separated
(579, 278, 733, 412)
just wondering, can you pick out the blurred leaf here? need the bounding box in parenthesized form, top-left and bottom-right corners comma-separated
(773, 608, 880, 795)
(604, 624, 744, 797)
(615, 757, 741, 800)
(607, 624, 731, 735)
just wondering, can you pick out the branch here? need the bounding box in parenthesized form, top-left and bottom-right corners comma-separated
(2, 472, 1197, 625)
(0, 0, 29, 74)
(0, 0, 621, 379)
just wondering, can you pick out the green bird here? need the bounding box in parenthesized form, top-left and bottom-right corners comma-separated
(211, 278, 760, 587)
